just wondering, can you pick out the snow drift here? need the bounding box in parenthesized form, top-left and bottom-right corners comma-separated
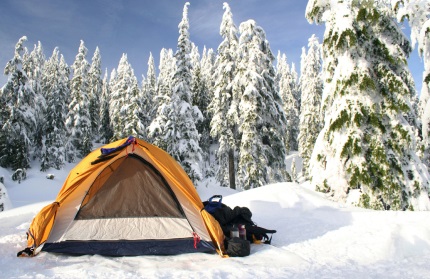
(1, 177, 430, 278)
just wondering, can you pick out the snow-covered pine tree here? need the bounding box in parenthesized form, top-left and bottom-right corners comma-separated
(146, 52, 157, 96)
(123, 66, 146, 139)
(210, 2, 239, 189)
(277, 52, 301, 153)
(277, 53, 292, 153)
(158, 2, 203, 183)
(147, 48, 175, 147)
(201, 46, 216, 97)
(65, 40, 93, 162)
(59, 54, 71, 105)
(157, 48, 175, 107)
(290, 63, 301, 151)
(201, 46, 216, 116)
(393, 0, 430, 167)
(190, 43, 200, 105)
(98, 69, 113, 144)
(200, 47, 216, 165)
(292, 64, 301, 106)
(22, 41, 46, 161)
(109, 54, 145, 140)
(234, 20, 288, 190)
(141, 52, 157, 131)
(298, 34, 323, 178)
(109, 68, 117, 99)
(306, 0, 430, 210)
(40, 48, 68, 171)
(0, 36, 36, 170)
(109, 55, 128, 140)
(88, 47, 102, 142)
(190, 44, 211, 166)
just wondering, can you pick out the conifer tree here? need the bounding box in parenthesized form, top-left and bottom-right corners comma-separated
(148, 48, 175, 146)
(298, 35, 323, 178)
(190, 43, 200, 104)
(123, 68, 146, 139)
(98, 69, 113, 144)
(144, 52, 157, 126)
(234, 20, 288, 189)
(109, 55, 128, 141)
(140, 53, 157, 140)
(393, 1, 430, 167)
(289, 63, 301, 151)
(110, 54, 145, 140)
(171, 2, 203, 182)
(277, 53, 299, 153)
(151, 3, 203, 182)
(210, 2, 239, 188)
(59, 54, 71, 111)
(306, 0, 430, 210)
(0, 36, 36, 170)
(23, 41, 46, 161)
(200, 47, 216, 165)
(40, 48, 68, 170)
(146, 52, 157, 95)
(88, 47, 102, 141)
(157, 48, 175, 106)
(201, 46, 216, 114)
(201, 46, 216, 95)
(65, 40, 92, 162)
(190, 44, 212, 166)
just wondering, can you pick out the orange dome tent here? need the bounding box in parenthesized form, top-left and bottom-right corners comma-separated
(18, 137, 225, 257)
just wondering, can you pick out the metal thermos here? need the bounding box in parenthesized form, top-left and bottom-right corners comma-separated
(230, 225, 239, 238)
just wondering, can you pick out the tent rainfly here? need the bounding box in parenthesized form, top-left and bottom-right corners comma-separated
(17, 137, 225, 257)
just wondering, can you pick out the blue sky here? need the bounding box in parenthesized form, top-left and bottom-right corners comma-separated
(0, 0, 424, 93)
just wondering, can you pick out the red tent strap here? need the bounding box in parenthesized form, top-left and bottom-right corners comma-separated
(126, 137, 137, 155)
(193, 232, 201, 249)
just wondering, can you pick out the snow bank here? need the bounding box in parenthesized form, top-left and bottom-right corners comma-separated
(1, 178, 430, 278)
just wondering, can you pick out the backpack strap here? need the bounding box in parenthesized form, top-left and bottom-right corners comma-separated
(204, 195, 223, 214)
(208, 195, 222, 204)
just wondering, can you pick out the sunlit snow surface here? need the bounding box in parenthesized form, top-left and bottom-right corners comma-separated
(1, 154, 430, 278)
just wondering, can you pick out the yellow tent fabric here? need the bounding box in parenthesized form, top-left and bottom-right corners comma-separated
(18, 137, 225, 257)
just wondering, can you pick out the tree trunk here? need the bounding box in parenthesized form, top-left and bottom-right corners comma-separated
(228, 148, 236, 189)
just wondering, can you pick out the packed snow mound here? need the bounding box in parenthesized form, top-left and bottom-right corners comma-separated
(1, 182, 430, 278)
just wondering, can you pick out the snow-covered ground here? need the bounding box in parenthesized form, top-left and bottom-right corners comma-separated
(1, 156, 430, 278)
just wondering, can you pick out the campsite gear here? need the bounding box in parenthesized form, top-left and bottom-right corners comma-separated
(246, 226, 275, 244)
(17, 137, 225, 257)
(204, 195, 223, 214)
(203, 195, 276, 245)
(226, 237, 250, 257)
(239, 224, 246, 240)
(230, 224, 239, 238)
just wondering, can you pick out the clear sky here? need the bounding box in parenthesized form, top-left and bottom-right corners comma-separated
(0, 0, 424, 93)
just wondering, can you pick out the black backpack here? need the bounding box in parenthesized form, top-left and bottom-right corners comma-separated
(203, 195, 277, 245)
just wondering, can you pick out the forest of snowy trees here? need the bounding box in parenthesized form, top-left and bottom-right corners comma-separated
(0, 1, 429, 210)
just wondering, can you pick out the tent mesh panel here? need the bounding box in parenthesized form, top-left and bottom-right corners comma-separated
(76, 155, 184, 219)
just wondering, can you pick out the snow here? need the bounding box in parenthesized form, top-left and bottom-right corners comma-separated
(1, 156, 430, 278)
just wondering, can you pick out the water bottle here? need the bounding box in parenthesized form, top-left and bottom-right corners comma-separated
(238, 224, 246, 240)
(230, 224, 239, 238)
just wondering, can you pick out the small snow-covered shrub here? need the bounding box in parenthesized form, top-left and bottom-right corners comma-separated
(12, 168, 27, 184)
(0, 182, 8, 212)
